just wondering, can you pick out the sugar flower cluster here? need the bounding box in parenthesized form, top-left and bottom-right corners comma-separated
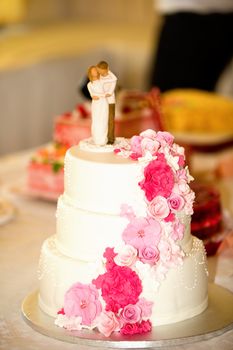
(55, 247, 153, 337)
(55, 129, 195, 337)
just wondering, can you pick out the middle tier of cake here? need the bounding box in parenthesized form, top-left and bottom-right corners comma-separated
(56, 194, 193, 261)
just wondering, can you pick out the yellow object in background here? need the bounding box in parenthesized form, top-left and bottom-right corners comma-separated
(0, 0, 27, 24)
(162, 89, 233, 135)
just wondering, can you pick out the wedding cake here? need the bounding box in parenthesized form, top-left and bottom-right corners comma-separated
(38, 129, 208, 337)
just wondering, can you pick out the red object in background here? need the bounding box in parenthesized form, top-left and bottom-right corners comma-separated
(115, 88, 164, 138)
(190, 182, 223, 256)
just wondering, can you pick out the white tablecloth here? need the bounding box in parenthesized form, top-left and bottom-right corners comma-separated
(0, 149, 233, 350)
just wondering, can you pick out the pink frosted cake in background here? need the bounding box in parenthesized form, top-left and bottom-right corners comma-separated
(54, 88, 162, 146)
(54, 102, 92, 147)
(27, 144, 67, 199)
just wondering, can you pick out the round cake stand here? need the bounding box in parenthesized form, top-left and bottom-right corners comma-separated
(22, 283, 233, 349)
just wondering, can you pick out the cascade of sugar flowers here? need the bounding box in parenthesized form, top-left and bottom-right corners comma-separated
(55, 129, 195, 337)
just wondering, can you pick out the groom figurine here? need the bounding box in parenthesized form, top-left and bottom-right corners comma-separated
(96, 61, 117, 144)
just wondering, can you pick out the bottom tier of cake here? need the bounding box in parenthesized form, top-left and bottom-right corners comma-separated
(38, 235, 208, 326)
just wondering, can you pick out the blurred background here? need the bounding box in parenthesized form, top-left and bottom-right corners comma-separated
(0, 0, 159, 155)
(0, 0, 233, 155)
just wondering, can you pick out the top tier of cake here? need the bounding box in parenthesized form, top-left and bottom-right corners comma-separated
(63, 145, 146, 216)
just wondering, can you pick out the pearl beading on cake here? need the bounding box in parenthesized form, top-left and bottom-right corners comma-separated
(64, 155, 72, 190)
(178, 237, 208, 291)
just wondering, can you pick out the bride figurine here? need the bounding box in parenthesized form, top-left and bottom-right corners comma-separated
(87, 66, 109, 146)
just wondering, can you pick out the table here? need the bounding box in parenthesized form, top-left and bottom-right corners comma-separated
(0, 148, 233, 350)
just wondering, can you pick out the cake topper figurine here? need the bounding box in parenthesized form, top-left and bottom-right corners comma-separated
(87, 61, 117, 146)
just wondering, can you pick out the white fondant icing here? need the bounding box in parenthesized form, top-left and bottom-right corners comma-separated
(38, 141, 208, 329)
(64, 146, 147, 216)
(56, 194, 128, 261)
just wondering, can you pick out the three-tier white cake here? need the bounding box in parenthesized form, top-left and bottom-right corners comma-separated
(38, 130, 208, 336)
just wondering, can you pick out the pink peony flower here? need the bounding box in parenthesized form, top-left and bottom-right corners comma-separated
(114, 244, 138, 267)
(120, 320, 152, 335)
(137, 298, 153, 318)
(92, 265, 142, 313)
(121, 304, 141, 324)
(139, 245, 160, 265)
(168, 193, 185, 211)
(139, 153, 175, 201)
(156, 131, 174, 146)
(64, 283, 102, 326)
(122, 216, 161, 250)
(148, 195, 170, 219)
(97, 311, 121, 337)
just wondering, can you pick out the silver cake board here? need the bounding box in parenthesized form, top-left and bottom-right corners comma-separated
(21, 283, 233, 349)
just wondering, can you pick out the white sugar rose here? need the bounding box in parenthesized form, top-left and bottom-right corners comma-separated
(148, 196, 170, 219)
(114, 244, 138, 267)
(140, 129, 157, 140)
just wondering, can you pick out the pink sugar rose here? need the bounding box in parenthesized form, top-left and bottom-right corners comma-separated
(120, 320, 152, 335)
(92, 264, 142, 313)
(141, 137, 160, 156)
(130, 135, 143, 160)
(139, 153, 175, 201)
(97, 311, 121, 337)
(137, 298, 153, 318)
(121, 304, 141, 324)
(178, 180, 190, 195)
(114, 244, 138, 267)
(148, 195, 170, 219)
(168, 193, 185, 211)
(139, 245, 160, 265)
(140, 129, 157, 140)
(64, 282, 102, 326)
(122, 216, 161, 250)
(156, 131, 174, 146)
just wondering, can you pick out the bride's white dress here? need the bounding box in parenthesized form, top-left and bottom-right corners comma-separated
(87, 80, 108, 146)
